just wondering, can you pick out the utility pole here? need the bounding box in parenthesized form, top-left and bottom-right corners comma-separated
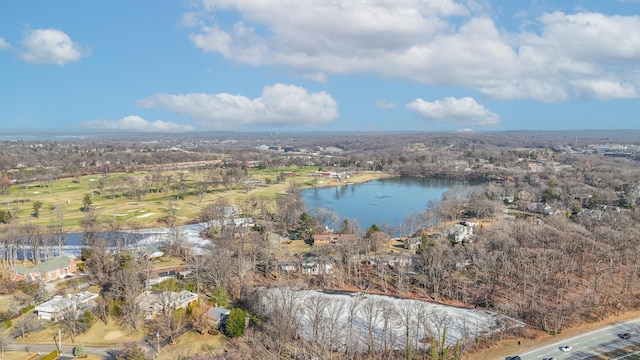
(156, 332, 160, 356)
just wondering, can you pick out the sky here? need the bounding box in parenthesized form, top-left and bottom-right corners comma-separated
(1, 0, 640, 133)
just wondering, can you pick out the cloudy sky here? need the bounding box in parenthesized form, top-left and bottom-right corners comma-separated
(1, 1, 639, 133)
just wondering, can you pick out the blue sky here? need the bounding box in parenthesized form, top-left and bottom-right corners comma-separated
(1, 1, 640, 133)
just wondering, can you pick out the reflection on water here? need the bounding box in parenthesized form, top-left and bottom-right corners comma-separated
(304, 176, 475, 233)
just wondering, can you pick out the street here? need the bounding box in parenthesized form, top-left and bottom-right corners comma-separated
(503, 318, 640, 360)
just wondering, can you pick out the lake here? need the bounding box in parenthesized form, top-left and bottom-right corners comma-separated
(303, 176, 474, 233)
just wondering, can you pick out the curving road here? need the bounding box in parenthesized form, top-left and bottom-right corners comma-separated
(502, 318, 640, 360)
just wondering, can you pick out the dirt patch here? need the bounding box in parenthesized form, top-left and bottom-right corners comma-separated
(104, 330, 124, 340)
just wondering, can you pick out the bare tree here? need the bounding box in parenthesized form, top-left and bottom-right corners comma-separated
(14, 315, 36, 340)
(92, 297, 110, 325)
(58, 306, 90, 343)
(0, 323, 13, 357)
(153, 308, 189, 345)
(304, 294, 330, 343)
(360, 296, 383, 354)
(398, 300, 419, 358)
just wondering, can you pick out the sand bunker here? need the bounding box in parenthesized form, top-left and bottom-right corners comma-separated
(137, 213, 154, 218)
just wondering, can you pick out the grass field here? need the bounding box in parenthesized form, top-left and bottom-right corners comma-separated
(20, 315, 146, 347)
(156, 330, 225, 360)
(2, 168, 388, 232)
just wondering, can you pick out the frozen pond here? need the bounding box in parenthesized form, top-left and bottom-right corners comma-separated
(256, 288, 523, 353)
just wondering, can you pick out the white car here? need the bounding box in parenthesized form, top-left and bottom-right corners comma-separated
(560, 345, 572, 352)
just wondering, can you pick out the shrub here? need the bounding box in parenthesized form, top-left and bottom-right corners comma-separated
(73, 343, 87, 358)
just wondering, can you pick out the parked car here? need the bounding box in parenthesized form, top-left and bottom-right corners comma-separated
(560, 345, 572, 352)
(506, 356, 521, 360)
(621, 333, 632, 339)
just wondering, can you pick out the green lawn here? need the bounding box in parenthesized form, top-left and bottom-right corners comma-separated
(1, 169, 388, 232)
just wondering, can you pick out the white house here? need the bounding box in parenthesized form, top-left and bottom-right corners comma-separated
(301, 260, 333, 275)
(34, 291, 99, 321)
(448, 222, 477, 243)
(136, 290, 198, 318)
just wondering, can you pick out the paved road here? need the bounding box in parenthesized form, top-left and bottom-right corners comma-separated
(6, 339, 156, 359)
(6, 342, 113, 358)
(502, 318, 640, 360)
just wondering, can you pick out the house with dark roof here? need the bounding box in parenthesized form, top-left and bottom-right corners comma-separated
(10, 256, 77, 283)
(404, 237, 422, 250)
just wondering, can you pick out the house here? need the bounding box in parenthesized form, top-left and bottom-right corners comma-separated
(34, 291, 99, 321)
(136, 290, 198, 318)
(313, 233, 358, 244)
(301, 258, 333, 275)
(448, 221, 477, 243)
(386, 255, 413, 268)
(278, 261, 298, 272)
(404, 237, 422, 250)
(132, 246, 164, 261)
(10, 256, 77, 283)
(527, 202, 554, 215)
(205, 307, 231, 329)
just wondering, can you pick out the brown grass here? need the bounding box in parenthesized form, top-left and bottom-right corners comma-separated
(156, 330, 225, 360)
(20, 317, 145, 347)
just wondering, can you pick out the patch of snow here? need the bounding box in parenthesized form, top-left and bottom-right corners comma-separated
(257, 288, 522, 353)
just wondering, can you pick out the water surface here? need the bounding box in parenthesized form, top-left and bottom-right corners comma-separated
(303, 176, 473, 233)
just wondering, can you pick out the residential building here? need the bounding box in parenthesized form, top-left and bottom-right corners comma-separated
(136, 290, 198, 318)
(34, 291, 99, 321)
(301, 258, 333, 275)
(205, 307, 231, 329)
(403, 237, 422, 250)
(448, 221, 477, 243)
(131, 246, 164, 261)
(10, 256, 77, 283)
(313, 233, 358, 244)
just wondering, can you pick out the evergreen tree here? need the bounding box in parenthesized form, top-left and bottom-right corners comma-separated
(35, 281, 48, 303)
(224, 308, 247, 338)
(364, 224, 380, 238)
(211, 286, 230, 307)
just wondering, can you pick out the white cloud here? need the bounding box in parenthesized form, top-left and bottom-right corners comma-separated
(406, 97, 500, 126)
(570, 79, 638, 100)
(0, 37, 9, 50)
(137, 83, 338, 130)
(187, 1, 640, 102)
(375, 99, 396, 109)
(78, 116, 194, 132)
(20, 28, 90, 65)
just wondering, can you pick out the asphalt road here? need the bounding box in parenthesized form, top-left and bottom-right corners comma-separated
(502, 318, 640, 360)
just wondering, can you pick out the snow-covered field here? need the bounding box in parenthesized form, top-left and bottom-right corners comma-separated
(258, 288, 522, 353)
